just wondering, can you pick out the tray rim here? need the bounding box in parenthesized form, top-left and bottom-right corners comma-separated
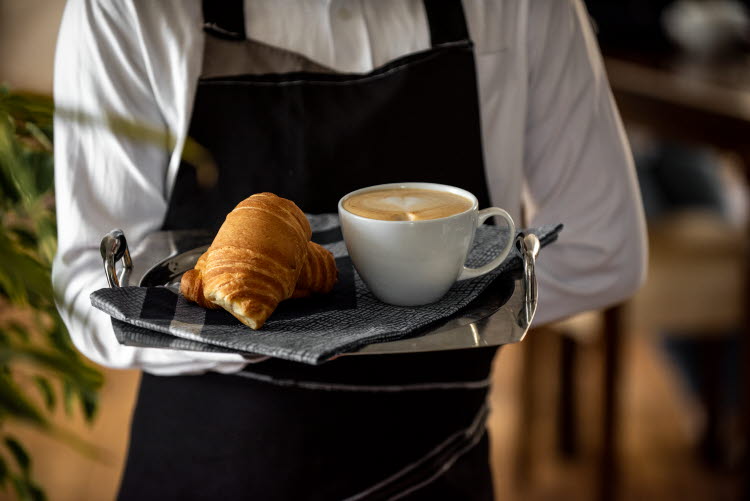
(103, 228, 538, 359)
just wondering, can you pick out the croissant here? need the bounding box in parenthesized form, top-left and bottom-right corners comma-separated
(180, 251, 218, 310)
(180, 193, 337, 329)
(292, 241, 338, 298)
(182, 241, 337, 305)
(202, 193, 310, 329)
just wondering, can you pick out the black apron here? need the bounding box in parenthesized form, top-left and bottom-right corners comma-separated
(119, 1, 498, 499)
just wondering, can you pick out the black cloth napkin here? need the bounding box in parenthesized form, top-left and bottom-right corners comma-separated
(91, 215, 562, 365)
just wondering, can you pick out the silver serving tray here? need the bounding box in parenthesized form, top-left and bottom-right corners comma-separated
(100, 229, 539, 357)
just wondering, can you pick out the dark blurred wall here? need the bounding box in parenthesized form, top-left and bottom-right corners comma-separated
(584, 0, 750, 53)
(585, 0, 677, 51)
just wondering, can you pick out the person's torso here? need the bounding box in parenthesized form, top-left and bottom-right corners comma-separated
(133, 0, 530, 224)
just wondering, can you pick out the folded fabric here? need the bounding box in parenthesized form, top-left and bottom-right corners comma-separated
(91, 216, 562, 365)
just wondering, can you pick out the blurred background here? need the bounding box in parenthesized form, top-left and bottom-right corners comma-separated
(1, 0, 749, 499)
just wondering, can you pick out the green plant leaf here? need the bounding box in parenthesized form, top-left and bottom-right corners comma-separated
(5, 472, 45, 501)
(28, 482, 46, 501)
(23, 122, 52, 153)
(22, 149, 54, 198)
(0, 377, 47, 427)
(0, 166, 21, 207)
(33, 216, 57, 265)
(0, 89, 54, 133)
(10, 475, 32, 501)
(77, 388, 98, 422)
(0, 87, 118, 501)
(4, 437, 30, 475)
(0, 231, 53, 305)
(0, 123, 22, 207)
(46, 318, 77, 357)
(8, 225, 38, 251)
(6, 322, 30, 343)
(0, 119, 38, 209)
(0, 345, 103, 391)
(0, 454, 7, 486)
(62, 380, 74, 417)
(32, 376, 55, 412)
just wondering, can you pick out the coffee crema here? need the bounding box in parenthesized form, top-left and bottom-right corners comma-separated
(342, 188, 474, 221)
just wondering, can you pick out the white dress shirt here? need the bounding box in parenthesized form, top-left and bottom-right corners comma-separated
(52, 0, 648, 375)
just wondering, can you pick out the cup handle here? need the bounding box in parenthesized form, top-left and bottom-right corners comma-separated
(458, 207, 516, 280)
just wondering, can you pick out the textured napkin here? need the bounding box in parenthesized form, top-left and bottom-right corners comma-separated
(91, 215, 562, 365)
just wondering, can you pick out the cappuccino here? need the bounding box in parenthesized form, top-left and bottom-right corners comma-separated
(342, 188, 473, 221)
(338, 182, 516, 305)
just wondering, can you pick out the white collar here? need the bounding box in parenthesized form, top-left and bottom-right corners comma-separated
(244, 0, 431, 73)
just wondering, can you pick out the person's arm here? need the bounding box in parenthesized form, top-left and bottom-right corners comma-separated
(524, 0, 648, 324)
(52, 0, 247, 374)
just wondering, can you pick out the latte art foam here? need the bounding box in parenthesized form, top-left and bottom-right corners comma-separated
(343, 188, 474, 221)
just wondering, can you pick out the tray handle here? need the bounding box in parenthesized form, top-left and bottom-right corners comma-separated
(100, 229, 133, 288)
(517, 233, 539, 330)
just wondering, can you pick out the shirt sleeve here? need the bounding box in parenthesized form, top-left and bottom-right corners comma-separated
(52, 0, 247, 374)
(523, 0, 648, 324)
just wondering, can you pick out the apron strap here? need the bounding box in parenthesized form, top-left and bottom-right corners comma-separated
(203, 0, 246, 41)
(202, 0, 471, 46)
(423, 0, 471, 46)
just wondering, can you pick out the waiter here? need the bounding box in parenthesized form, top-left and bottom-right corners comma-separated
(53, 0, 647, 499)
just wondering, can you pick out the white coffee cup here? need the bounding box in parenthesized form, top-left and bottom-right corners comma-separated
(338, 182, 516, 306)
